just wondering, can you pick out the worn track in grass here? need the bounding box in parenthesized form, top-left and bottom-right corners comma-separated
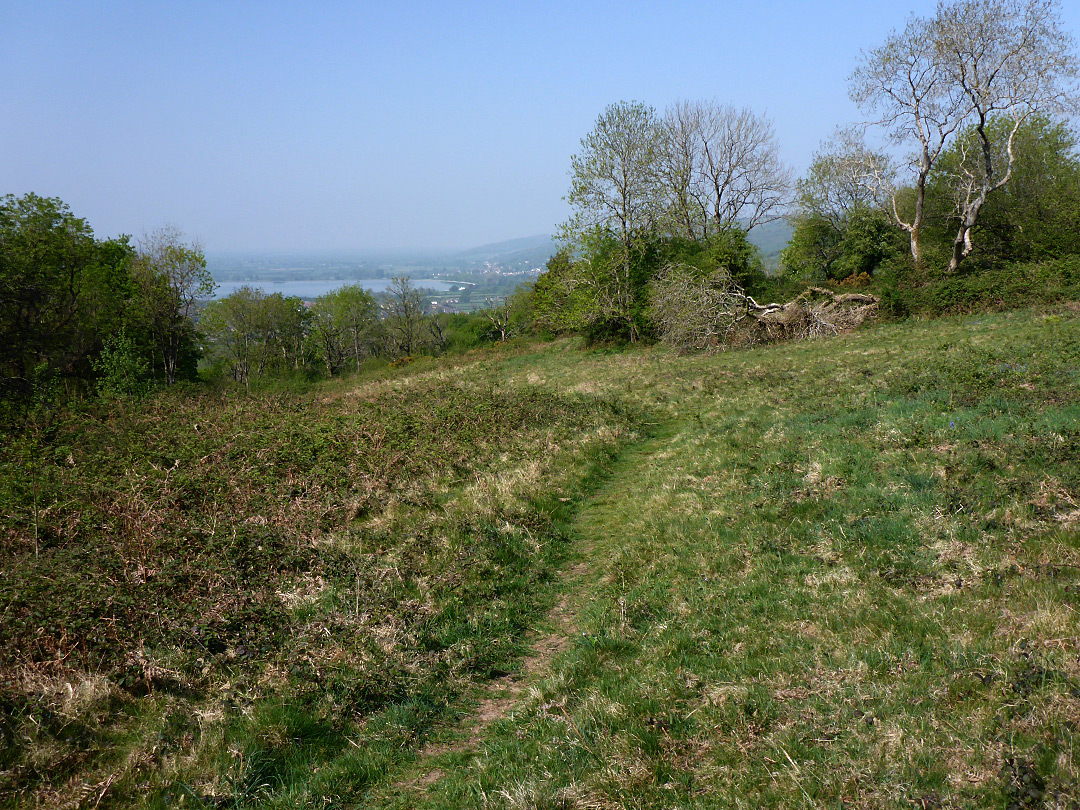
(385, 425, 678, 801)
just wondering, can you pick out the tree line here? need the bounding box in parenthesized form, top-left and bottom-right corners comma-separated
(0, 193, 521, 414)
(199, 276, 505, 387)
(530, 0, 1080, 346)
(0, 193, 212, 406)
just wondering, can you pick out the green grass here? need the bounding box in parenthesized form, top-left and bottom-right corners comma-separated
(3, 306, 1080, 808)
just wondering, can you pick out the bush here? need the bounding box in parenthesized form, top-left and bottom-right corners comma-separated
(891, 256, 1080, 316)
(91, 331, 151, 400)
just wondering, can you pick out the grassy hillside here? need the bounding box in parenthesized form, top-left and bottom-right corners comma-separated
(3, 304, 1079, 808)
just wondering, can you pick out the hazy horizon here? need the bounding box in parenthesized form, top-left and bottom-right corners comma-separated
(6, 2, 1079, 253)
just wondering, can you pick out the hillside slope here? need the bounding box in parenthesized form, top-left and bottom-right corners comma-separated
(2, 305, 1079, 808)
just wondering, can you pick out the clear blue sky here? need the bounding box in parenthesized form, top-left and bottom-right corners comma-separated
(3, 1, 1078, 252)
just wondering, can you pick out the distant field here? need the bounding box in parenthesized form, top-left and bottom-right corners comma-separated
(2, 304, 1078, 808)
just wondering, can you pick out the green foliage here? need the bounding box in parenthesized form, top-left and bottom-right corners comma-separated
(528, 248, 592, 337)
(437, 312, 498, 352)
(924, 115, 1080, 267)
(783, 206, 904, 284)
(202, 287, 310, 384)
(889, 255, 1080, 316)
(91, 330, 151, 400)
(309, 284, 381, 374)
(664, 228, 767, 294)
(531, 229, 769, 346)
(0, 193, 130, 398)
(131, 227, 213, 385)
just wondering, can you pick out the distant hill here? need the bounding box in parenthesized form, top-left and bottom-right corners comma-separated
(746, 219, 793, 269)
(451, 234, 557, 269)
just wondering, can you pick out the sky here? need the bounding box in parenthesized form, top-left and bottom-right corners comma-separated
(4, 1, 1079, 253)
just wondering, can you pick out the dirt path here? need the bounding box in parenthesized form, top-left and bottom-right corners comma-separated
(390, 427, 674, 800)
(392, 560, 589, 792)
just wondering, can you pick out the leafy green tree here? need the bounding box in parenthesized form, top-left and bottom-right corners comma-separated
(782, 132, 904, 281)
(131, 227, 213, 384)
(528, 249, 594, 336)
(925, 115, 1080, 266)
(91, 330, 150, 400)
(0, 194, 143, 405)
(564, 101, 663, 342)
(202, 287, 309, 385)
(780, 214, 843, 282)
(200, 286, 263, 385)
(783, 209, 904, 282)
(0, 194, 97, 388)
(258, 291, 310, 372)
(307, 284, 381, 375)
(328, 284, 380, 372)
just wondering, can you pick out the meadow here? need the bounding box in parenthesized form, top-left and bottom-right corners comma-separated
(2, 302, 1079, 808)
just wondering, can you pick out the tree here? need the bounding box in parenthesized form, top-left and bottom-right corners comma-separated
(528, 249, 593, 336)
(792, 129, 894, 232)
(132, 227, 213, 384)
(309, 284, 381, 375)
(0, 194, 96, 387)
(657, 101, 792, 241)
(926, 114, 1080, 264)
(933, 0, 1078, 270)
(851, 0, 1078, 270)
(0, 194, 140, 403)
(307, 300, 346, 377)
(564, 101, 663, 342)
(200, 286, 260, 385)
(850, 12, 969, 266)
(782, 131, 904, 280)
(202, 287, 310, 384)
(382, 276, 426, 357)
(328, 284, 380, 372)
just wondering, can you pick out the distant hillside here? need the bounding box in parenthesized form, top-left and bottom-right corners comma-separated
(451, 234, 557, 269)
(747, 218, 793, 269)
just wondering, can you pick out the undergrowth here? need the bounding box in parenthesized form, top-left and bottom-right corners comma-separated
(0, 368, 639, 807)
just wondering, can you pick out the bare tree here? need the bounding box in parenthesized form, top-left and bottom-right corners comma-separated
(696, 103, 792, 233)
(483, 296, 514, 342)
(934, 0, 1078, 270)
(658, 101, 709, 240)
(850, 14, 969, 266)
(381, 276, 425, 357)
(793, 128, 896, 233)
(658, 101, 792, 240)
(851, 0, 1077, 270)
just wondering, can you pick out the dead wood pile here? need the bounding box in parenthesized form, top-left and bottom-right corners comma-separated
(651, 264, 879, 353)
(736, 287, 880, 345)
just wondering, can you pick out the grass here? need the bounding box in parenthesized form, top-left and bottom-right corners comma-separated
(3, 304, 1080, 808)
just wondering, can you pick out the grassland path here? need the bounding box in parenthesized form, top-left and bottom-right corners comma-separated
(388, 419, 681, 798)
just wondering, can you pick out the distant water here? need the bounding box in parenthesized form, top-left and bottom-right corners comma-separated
(209, 278, 455, 300)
